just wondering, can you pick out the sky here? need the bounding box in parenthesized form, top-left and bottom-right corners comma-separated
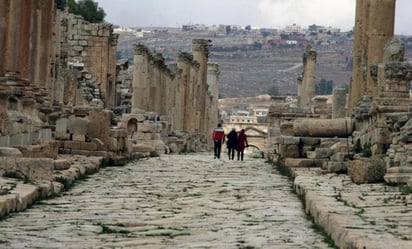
(95, 0, 412, 35)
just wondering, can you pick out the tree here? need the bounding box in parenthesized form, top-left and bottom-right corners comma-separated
(68, 0, 106, 23)
(225, 25, 232, 35)
(266, 86, 280, 96)
(315, 79, 334, 95)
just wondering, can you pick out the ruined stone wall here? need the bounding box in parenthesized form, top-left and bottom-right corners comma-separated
(131, 41, 216, 149)
(60, 13, 118, 108)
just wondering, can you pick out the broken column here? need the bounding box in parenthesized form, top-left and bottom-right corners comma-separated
(298, 44, 316, 109)
(293, 118, 353, 137)
(332, 88, 347, 119)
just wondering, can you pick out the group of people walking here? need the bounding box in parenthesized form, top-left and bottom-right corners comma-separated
(212, 123, 248, 161)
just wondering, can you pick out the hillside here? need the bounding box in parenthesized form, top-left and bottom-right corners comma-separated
(116, 27, 411, 99)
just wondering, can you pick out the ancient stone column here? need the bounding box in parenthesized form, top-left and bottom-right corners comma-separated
(206, 63, 220, 146)
(298, 45, 316, 108)
(177, 52, 195, 132)
(132, 44, 151, 112)
(332, 88, 347, 119)
(348, 0, 366, 112)
(4, 0, 32, 77)
(365, 0, 395, 97)
(30, 0, 55, 89)
(106, 33, 119, 108)
(152, 53, 165, 114)
(192, 39, 210, 136)
(0, 0, 10, 76)
(293, 118, 353, 137)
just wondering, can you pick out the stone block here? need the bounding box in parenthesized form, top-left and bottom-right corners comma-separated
(28, 132, 39, 145)
(55, 118, 68, 139)
(14, 141, 59, 159)
(348, 156, 386, 184)
(64, 141, 81, 150)
(384, 167, 412, 184)
(0, 157, 54, 181)
(138, 122, 151, 132)
(70, 150, 91, 156)
(307, 148, 333, 159)
(133, 144, 155, 153)
(300, 137, 321, 146)
(9, 134, 22, 146)
(110, 129, 127, 138)
(68, 116, 89, 135)
(0, 147, 23, 157)
(285, 158, 321, 168)
(282, 136, 300, 145)
(331, 152, 349, 161)
(54, 159, 71, 170)
(72, 134, 86, 142)
(0, 136, 9, 147)
(280, 144, 300, 158)
(80, 142, 97, 151)
(331, 142, 352, 153)
(322, 161, 348, 173)
(137, 132, 152, 140)
(89, 151, 109, 158)
(92, 138, 105, 150)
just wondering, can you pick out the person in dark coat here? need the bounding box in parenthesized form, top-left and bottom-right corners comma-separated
(226, 128, 238, 160)
(237, 129, 248, 161)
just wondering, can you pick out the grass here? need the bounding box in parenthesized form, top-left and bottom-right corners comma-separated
(308, 216, 339, 249)
(400, 186, 412, 195)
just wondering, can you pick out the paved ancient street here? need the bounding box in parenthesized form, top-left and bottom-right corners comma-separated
(0, 153, 333, 249)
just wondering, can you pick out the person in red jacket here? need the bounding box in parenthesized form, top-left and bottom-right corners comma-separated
(237, 129, 248, 161)
(212, 123, 225, 159)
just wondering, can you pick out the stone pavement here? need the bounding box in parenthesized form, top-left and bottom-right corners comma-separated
(0, 153, 332, 249)
(291, 167, 412, 249)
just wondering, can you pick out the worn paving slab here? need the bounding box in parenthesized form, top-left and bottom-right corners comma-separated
(0, 153, 332, 249)
(293, 168, 412, 249)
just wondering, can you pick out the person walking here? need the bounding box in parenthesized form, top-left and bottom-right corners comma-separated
(237, 129, 248, 161)
(212, 123, 225, 159)
(226, 128, 238, 160)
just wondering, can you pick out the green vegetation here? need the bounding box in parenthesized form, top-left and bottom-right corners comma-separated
(308, 216, 339, 249)
(315, 78, 334, 95)
(353, 139, 371, 157)
(400, 186, 412, 195)
(266, 86, 280, 96)
(67, 0, 106, 23)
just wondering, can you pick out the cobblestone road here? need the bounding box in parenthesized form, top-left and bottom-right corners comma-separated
(0, 153, 333, 249)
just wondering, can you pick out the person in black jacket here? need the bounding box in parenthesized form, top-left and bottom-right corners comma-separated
(226, 128, 238, 160)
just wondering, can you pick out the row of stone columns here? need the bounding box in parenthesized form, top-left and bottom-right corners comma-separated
(348, 0, 396, 113)
(131, 40, 219, 145)
(0, 0, 56, 89)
